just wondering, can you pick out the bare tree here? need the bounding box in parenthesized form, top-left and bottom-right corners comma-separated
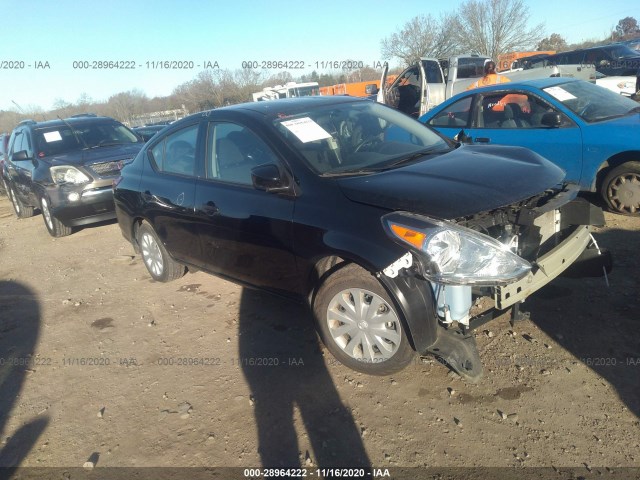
(452, 0, 543, 61)
(380, 13, 458, 65)
(106, 89, 149, 124)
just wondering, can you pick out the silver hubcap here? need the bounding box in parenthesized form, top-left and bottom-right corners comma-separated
(10, 189, 20, 213)
(141, 232, 164, 277)
(326, 288, 402, 363)
(41, 198, 53, 230)
(608, 172, 640, 214)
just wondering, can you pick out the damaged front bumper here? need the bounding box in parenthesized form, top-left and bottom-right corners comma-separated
(496, 224, 591, 309)
(378, 191, 612, 382)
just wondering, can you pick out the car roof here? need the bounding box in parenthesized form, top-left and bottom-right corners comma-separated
(23, 116, 122, 131)
(181, 96, 370, 123)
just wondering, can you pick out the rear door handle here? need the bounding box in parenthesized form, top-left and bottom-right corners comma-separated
(474, 137, 490, 143)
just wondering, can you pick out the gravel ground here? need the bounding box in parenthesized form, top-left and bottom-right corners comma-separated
(0, 194, 639, 479)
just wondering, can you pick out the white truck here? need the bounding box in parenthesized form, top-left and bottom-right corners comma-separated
(252, 82, 320, 102)
(377, 54, 596, 117)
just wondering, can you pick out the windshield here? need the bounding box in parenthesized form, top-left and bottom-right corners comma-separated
(35, 121, 139, 157)
(608, 45, 639, 59)
(543, 81, 640, 123)
(274, 101, 451, 175)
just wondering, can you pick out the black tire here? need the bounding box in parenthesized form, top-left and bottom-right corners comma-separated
(312, 263, 414, 375)
(8, 185, 35, 219)
(40, 195, 72, 237)
(602, 161, 640, 215)
(137, 222, 186, 282)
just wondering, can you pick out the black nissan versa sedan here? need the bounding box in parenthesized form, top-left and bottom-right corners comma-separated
(5, 115, 144, 237)
(113, 96, 611, 381)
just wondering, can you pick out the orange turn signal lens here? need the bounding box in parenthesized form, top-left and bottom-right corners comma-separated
(390, 224, 426, 249)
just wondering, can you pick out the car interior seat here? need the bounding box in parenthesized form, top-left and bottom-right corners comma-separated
(506, 103, 531, 128)
(500, 105, 517, 128)
(216, 137, 250, 183)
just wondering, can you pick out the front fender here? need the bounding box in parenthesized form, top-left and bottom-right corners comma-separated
(377, 272, 439, 354)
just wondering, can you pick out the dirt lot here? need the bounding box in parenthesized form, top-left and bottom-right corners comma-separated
(0, 194, 639, 478)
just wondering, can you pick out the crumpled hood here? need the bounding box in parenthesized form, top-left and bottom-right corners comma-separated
(46, 143, 143, 166)
(337, 145, 566, 219)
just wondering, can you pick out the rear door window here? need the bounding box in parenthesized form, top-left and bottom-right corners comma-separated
(150, 124, 199, 176)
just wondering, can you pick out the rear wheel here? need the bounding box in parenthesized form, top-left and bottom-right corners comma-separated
(313, 263, 414, 375)
(40, 196, 72, 237)
(9, 185, 34, 218)
(137, 222, 186, 282)
(602, 161, 640, 215)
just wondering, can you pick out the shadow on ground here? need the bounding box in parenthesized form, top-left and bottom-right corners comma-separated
(0, 280, 49, 468)
(526, 225, 640, 418)
(238, 288, 371, 471)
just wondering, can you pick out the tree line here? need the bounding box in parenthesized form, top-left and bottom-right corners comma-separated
(381, 0, 639, 65)
(1, 0, 637, 132)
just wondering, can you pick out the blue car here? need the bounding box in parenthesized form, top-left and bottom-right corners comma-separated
(419, 78, 640, 215)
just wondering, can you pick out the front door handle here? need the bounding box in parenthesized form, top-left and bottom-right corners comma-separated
(202, 201, 219, 216)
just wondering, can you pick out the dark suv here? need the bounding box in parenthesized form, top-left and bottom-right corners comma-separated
(531, 44, 640, 77)
(5, 114, 143, 236)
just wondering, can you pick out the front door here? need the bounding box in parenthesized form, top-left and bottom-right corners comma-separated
(193, 121, 298, 293)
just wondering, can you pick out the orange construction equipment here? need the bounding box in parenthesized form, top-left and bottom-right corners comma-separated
(320, 76, 398, 97)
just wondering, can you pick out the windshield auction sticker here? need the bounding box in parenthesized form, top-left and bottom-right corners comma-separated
(544, 86, 577, 102)
(43, 131, 63, 142)
(280, 117, 332, 143)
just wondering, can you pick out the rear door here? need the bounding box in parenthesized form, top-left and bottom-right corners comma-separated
(140, 122, 201, 265)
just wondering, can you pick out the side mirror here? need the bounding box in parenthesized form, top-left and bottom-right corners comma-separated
(541, 112, 562, 128)
(12, 150, 32, 161)
(366, 84, 378, 95)
(251, 164, 288, 192)
(454, 129, 473, 144)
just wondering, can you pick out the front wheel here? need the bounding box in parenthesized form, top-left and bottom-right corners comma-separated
(137, 222, 186, 282)
(41, 196, 72, 237)
(9, 185, 34, 219)
(313, 263, 414, 375)
(602, 161, 640, 215)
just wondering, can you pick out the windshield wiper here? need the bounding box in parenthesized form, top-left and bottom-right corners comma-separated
(89, 142, 126, 149)
(383, 147, 450, 168)
(321, 169, 378, 177)
(321, 147, 450, 177)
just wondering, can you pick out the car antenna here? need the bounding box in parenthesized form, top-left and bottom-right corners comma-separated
(57, 115, 89, 149)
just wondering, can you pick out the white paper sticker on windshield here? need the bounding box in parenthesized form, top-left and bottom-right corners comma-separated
(544, 86, 576, 102)
(281, 117, 331, 143)
(43, 131, 63, 142)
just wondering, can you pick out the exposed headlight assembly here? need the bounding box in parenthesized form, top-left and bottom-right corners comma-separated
(382, 212, 531, 286)
(50, 166, 90, 185)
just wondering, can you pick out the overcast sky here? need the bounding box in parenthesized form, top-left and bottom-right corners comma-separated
(1, 0, 636, 111)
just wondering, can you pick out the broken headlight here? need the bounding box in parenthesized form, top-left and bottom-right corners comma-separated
(382, 212, 531, 286)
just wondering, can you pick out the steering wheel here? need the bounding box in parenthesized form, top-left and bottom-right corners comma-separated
(354, 137, 381, 153)
(578, 101, 593, 117)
